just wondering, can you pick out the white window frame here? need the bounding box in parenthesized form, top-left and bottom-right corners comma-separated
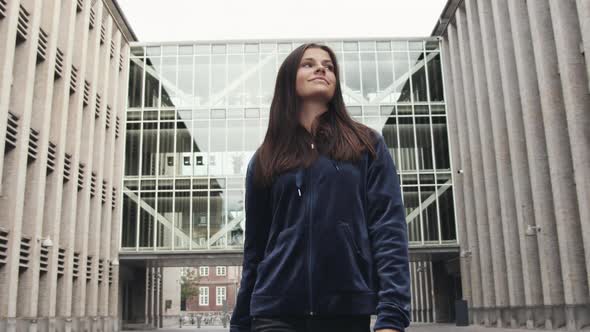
(216, 266, 226, 276)
(216, 286, 226, 306)
(199, 287, 209, 306)
(199, 266, 209, 276)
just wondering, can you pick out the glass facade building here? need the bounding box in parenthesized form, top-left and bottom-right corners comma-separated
(122, 38, 456, 253)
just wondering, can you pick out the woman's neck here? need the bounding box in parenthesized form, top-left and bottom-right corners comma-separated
(299, 100, 328, 133)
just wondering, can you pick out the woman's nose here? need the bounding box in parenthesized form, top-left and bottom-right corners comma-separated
(315, 65, 326, 74)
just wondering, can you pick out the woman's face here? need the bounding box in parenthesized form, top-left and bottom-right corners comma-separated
(295, 48, 337, 102)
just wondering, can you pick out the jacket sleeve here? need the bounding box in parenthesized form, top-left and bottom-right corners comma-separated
(229, 155, 272, 332)
(367, 135, 411, 332)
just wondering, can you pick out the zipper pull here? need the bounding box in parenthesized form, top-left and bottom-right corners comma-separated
(298, 188, 302, 197)
(332, 160, 340, 171)
(311, 143, 315, 150)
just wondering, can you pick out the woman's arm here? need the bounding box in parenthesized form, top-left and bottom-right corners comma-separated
(229, 155, 272, 332)
(366, 135, 411, 332)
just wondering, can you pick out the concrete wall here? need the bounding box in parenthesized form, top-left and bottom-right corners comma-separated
(436, 0, 590, 329)
(0, 1, 134, 332)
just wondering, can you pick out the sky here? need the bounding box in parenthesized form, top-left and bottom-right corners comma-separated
(117, 0, 448, 42)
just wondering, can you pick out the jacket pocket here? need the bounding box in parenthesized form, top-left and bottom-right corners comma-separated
(339, 221, 368, 263)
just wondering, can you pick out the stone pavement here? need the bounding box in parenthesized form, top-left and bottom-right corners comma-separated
(130, 322, 590, 331)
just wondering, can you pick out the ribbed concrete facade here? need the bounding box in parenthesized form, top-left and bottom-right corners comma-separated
(0, 1, 135, 332)
(434, 0, 590, 330)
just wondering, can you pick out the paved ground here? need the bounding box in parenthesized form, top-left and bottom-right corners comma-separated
(129, 323, 589, 332)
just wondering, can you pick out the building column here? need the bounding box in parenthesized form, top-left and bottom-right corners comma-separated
(455, 5, 495, 326)
(549, 1, 590, 312)
(440, 34, 472, 311)
(506, 1, 565, 329)
(464, 0, 511, 326)
(476, 0, 527, 327)
(576, 0, 590, 94)
(447, 20, 484, 326)
(527, 1, 587, 330)
(490, 0, 544, 328)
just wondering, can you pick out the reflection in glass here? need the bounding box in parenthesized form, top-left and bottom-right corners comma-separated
(210, 190, 226, 247)
(122, 193, 138, 248)
(191, 191, 208, 248)
(195, 55, 210, 106)
(139, 192, 156, 248)
(360, 52, 377, 101)
(125, 123, 140, 176)
(158, 122, 175, 177)
(415, 117, 434, 171)
(157, 191, 173, 249)
(421, 186, 439, 242)
(175, 190, 191, 250)
(141, 122, 158, 176)
(128, 58, 144, 108)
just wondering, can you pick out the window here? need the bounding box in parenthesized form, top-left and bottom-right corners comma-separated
(199, 287, 209, 306)
(199, 266, 209, 276)
(216, 266, 226, 276)
(216, 286, 226, 306)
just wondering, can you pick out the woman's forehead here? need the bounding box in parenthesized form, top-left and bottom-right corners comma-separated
(301, 48, 332, 61)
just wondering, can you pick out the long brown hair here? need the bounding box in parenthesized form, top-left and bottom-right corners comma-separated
(255, 43, 377, 187)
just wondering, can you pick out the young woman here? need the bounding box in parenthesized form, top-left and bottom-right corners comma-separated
(229, 43, 410, 332)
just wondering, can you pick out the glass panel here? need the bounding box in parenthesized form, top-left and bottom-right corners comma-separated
(144, 56, 161, 108)
(211, 55, 227, 106)
(177, 120, 193, 177)
(227, 190, 245, 247)
(195, 55, 210, 106)
(195, 44, 210, 54)
(427, 53, 444, 102)
(432, 117, 450, 170)
(128, 58, 144, 108)
(157, 191, 173, 249)
(179, 45, 193, 55)
(161, 56, 177, 107)
(403, 186, 421, 242)
(393, 52, 410, 103)
(377, 52, 393, 94)
(178, 56, 193, 107)
(210, 119, 226, 176)
(193, 120, 209, 177)
(131, 46, 145, 57)
(382, 117, 400, 168)
(210, 190, 226, 248)
(139, 191, 156, 248)
(125, 123, 140, 176)
(175, 191, 191, 249)
(421, 186, 439, 242)
(359, 41, 374, 51)
(438, 185, 456, 241)
(398, 117, 416, 172)
(260, 53, 276, 105)
(245, 54, 259, 105)
(410, 54, 428, 102)
(343, 53, 360, 93)
(191, 191, 208, 248)
(343, 41, 358, 52)
(415, 117, 434, 171)
(122, 193, 138, 248)
(360, 52, 377, 101)
(228, 119, 244, 174)
(158, 122, 175, 177)
(141, 122, 158, 176)
(228, 54, 244, 106)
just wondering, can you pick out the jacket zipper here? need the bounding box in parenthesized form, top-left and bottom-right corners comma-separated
(307, 165, 315, 316)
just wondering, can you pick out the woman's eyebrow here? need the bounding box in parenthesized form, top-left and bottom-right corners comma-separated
(301, 57, 333, 63)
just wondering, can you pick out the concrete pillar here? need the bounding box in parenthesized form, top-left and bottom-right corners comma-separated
(43, 0, 77, 327)
(576, 0, 590, 94)
(78, 3, 104, 329)
(0, 0, 21, 195)
(56, 0, 92, 328)
(490, 0, 544, 328)
(464, 1, 511, 325)
(18, 0, 61, 326)
(0, 0, 42, 328)
(506, 1, 565, 329)
(447, 19, 484, 326)
(549, 0, 590, 309)
(475, 1, 526, 327)
(455, 5, 495, 326)
(527, 1, 587, 329)
(97, 16, 116, 326)
(440, 34, 472, 309)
